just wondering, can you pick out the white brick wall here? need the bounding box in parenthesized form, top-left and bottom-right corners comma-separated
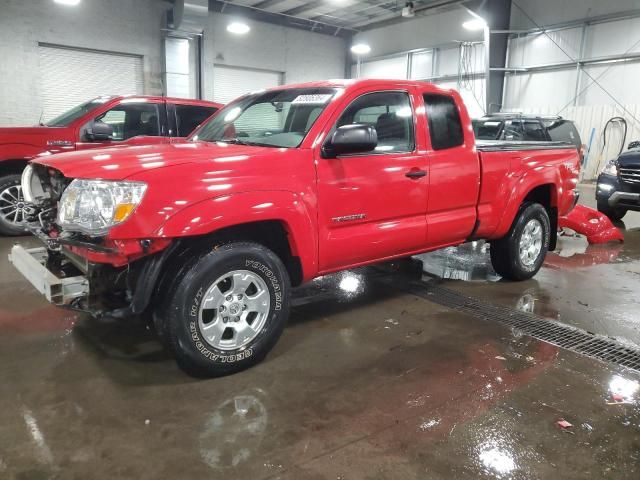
(0, 0, 165, 126)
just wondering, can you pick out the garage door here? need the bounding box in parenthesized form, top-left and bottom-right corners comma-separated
(39, 44, 144, 122)
(213, 65, 283, 104)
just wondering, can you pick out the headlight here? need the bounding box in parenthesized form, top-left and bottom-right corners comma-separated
(602, 160, 618, 176)
(57, 179, 147, 235)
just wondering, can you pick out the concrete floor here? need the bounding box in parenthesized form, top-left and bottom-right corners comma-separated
(1, 184, 639, 479)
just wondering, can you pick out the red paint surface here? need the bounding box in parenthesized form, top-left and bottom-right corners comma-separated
(33, 80, 580, 277)
(0, 96, 222, 163)
(559, 204, 624, 244)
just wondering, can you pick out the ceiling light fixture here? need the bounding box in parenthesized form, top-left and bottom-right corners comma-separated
(462, 18, 487, 30)
(350, 43, 371, 55)
(54, 0, 81, 5)
(227, 22, 250, 35)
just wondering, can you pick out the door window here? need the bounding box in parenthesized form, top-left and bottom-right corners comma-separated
(423, 94, 464, 150)
(335, 91, 415, 153)
(175, 105, 218, 136)
(93, 102, 160, 141)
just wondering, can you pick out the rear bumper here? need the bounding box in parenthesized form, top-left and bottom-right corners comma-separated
(8, 244, 89, 305)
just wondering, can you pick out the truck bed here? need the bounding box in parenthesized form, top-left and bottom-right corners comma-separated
(476, 140, 576, 152)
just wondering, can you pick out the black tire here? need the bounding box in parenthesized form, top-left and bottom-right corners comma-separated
(490, 203, 551, 281)
(0, 174, 29, 236)
(597, 199, 626, 222)
(163, 241, 291, 377)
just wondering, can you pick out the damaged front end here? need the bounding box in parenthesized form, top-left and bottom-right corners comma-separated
(9, 163, 173, 318)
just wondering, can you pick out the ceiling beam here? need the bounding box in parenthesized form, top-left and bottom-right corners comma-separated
(252, 0, 287, 9)
(281, 0, 325, 17)
(208, 0, 357, 36)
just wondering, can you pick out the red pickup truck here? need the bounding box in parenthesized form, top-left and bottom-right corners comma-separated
(9, 79, 580, 376)
(0, 95, 221, 235)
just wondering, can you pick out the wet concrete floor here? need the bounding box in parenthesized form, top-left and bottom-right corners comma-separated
(0, 184, 639, 479)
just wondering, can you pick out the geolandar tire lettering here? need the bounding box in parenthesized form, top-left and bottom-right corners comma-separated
(163, 241, 291, 377)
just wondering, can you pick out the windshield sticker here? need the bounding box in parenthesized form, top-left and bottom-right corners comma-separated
(292, 94, 333, 105)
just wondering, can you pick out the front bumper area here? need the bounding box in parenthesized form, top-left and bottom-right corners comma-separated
(8, 244, 89, 305)
(597, 173, 640, 211)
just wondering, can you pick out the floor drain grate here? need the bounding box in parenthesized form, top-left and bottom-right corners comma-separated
(386, 277, 640, 372)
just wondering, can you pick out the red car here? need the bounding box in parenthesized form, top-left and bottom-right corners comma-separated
(10, 79, 580, 376)
(0, 95, 221, 235)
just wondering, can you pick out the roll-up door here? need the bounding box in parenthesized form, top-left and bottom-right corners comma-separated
(38, 44, 143, 121)
(212, 65, 283, 104)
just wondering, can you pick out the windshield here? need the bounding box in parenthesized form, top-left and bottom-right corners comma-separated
(45, 97, 112, 127)
(192, 88, 337, 148)
(472, 119, 504, 140)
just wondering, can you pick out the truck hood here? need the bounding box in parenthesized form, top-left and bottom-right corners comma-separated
(617, 149, 640, 168)
(33, 142, 282, 180)
(0, 126, 63, 147)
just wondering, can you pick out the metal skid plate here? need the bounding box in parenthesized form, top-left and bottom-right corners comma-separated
(8, 245, 89, 305)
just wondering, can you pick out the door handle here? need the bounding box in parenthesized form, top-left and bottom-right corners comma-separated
(405, 169, 427, 179)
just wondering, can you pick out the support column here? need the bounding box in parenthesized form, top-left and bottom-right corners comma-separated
(466, 0, 511, 114)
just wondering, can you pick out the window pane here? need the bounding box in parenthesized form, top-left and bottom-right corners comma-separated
(337, 91, 414, 153)
(503, 120, 524, 141)
(95, 103, 160, 141)
(522, 121, 547, 141)
(424, 94, 464, 150)
(175, 105, 217, 136)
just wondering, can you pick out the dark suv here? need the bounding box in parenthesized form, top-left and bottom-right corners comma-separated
(596, 143, 640, 221)
(473, 114, 584, 160)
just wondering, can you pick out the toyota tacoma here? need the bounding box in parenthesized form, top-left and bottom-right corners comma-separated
(9, 79, 580, 376)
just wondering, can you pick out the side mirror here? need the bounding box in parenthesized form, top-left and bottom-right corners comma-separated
(86, 121, 114, 142)
(323, 124, 377, 158)
(628, 140, 640, 150)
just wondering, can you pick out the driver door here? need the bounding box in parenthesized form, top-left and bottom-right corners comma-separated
(315, 89, 428, 272)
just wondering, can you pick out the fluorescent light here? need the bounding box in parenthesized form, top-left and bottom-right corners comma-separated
(227, 22, 250, 35)
(462, 18, 487, 30)
(350, 43, 371, 55)
(54, 0, 81, 5)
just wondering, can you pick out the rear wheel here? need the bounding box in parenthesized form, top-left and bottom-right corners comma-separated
(0, 174, 29, 236)
(163, 241, 290, 377)
(597, 199, 626, 222)
(490, 203, 550, 281)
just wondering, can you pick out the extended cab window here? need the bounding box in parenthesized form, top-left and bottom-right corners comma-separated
(193, 88, 336, 148)
(336, 91, 415, 153)
(424, 94, 464, 150)
(92, 102, 160, 141)
(175, 105, 217, 136)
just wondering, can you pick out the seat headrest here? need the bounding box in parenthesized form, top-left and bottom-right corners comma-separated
(375, 112, 406, 140)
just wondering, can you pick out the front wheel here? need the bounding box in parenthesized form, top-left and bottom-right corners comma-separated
(0, 174, 29, 236)
(490, 203, 550, 281)
(163, 241, 291, 377)
(597, 199, 626, 222)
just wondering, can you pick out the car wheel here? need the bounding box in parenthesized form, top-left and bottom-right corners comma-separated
(0, 174, 29, 236)
(164, 241, 290, 377)
(490, 203, 550, 281)
(597, 200, 627, 222)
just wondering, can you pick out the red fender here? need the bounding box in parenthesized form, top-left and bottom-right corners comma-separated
(559, 204, 624, 244)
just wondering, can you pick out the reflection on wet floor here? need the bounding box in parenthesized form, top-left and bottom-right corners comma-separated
(1, 189, 640, 478)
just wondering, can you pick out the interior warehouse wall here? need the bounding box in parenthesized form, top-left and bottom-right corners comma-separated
(201, 12, 347, 101)
(350, 7, 486, 118)
(0, 0, 165, 126)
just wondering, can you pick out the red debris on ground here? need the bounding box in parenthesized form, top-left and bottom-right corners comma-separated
(559, 205, 624, 244)
(556, 419, 573, 429)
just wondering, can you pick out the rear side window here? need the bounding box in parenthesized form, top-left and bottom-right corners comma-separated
(424, 94, 464, 150)
(175, 105, 218, 136)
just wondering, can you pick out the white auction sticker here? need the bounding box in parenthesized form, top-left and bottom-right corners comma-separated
(292, 94, 333, 105)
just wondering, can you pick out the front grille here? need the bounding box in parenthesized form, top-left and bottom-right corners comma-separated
(619, 167, 640, 184)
